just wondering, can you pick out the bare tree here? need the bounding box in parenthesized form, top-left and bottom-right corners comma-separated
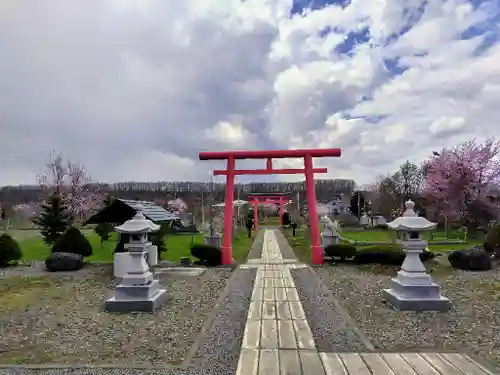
(391, 160, 423, 201)
(368, 175, 401, 219)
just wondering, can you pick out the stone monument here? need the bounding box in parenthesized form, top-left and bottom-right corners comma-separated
(383, 200, 450, 311)
(373, 215, 387, 226)
(320, 215, 340, 246)
(105, 207, 167, 313)
(204, 213, 222, 248)
(360, 214, 371, 227)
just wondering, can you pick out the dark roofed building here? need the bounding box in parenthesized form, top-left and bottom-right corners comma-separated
(84, 198, 179, 225)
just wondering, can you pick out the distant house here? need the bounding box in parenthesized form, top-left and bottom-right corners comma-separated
(84, 198, 200, 234)
(323, 193, 350, 215)
(84, 199, 179, 225)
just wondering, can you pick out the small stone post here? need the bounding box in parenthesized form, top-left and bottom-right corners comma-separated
(383, 200, 450, 311)
(320, 216, 340, 247)
(204, 214, 223, 248)
(105, 207, 167, 313)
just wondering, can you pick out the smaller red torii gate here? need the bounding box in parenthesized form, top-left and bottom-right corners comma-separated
(199, 148, 341, 265)
(248, 193, 290, 230)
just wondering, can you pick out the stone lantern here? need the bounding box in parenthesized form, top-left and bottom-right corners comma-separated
(383, 200, 450, 311)
(105, 207, 167, 312)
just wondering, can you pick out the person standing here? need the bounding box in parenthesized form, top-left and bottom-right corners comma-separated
(245, 215, 254, 238)
(290, 219, 297, 237)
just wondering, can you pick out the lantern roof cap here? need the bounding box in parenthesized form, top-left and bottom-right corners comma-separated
(387, 200, 437, 232)
(115, 205, 160, 234)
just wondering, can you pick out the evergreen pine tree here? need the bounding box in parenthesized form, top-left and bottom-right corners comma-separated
(94, 195, 114, 247)
(32, 193, 73, 246)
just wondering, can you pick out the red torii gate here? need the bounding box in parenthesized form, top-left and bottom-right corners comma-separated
(248, 193, 290, 230)
(199, 148, 342, 265)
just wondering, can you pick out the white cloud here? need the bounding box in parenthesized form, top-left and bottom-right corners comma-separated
(0, 0, 499, 187)
(205, 120, 255, 147)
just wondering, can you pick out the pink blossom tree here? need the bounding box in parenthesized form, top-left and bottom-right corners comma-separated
(422, 138, 500, 229)
(167, 198, 188, 216)
(168, 198, 192, 226)
(36, 152, 101, 222)
(12, 203, 39, 221)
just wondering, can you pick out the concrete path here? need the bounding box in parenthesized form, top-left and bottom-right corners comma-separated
(236, 229, 498, 375)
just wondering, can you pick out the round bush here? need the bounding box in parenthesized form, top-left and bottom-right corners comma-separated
(52, 227, 93, 257)
(448, 247, 492, 271)
(0, 233, 22, 267)
(191, 243, 222, 266)
(45, 252, 84, 272)
(324, 244, 357, 261)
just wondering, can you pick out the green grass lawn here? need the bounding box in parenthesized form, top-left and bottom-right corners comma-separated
(17, 230, 254, 263)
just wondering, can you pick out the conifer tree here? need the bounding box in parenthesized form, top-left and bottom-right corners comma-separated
(94, 195, 114, 247)
(32, 193, 73, 246)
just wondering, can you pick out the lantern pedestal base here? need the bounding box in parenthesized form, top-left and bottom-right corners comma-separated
(105, 287, 166, 313)
(383, 286, 450, 312)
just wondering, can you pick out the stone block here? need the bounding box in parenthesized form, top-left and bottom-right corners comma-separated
(383, 288, 450, 312)
(105, 288, 167, 313)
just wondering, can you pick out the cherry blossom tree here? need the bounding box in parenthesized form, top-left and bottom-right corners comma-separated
(12, 203, 39, 222)
(422, 138, 500, 229)
(36, 152, 101, 222)
(167, 198, 188, 215)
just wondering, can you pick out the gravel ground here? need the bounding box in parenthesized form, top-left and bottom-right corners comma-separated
(0, 262, 100, 279)
(186, 267, 256, 375)
(0, 264, 232, 367)
(0, 267, 257, 375)
(246, 230, 264, 260)
(315, 263, 500, 366)
(291, 268, 370, 352)
(273, 229, 298, 259)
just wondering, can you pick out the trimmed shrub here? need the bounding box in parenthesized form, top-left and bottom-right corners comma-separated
(45, 252, 84, 272)
(324, 244, 357, 261)
(52, 227, 92, 257)
(373, 223, 389, 230)
(190, 243, 222, 266)
(114, 235, 128, 253)
(353, 243, 436, 265)
(354, 244, 404, 265)
(420, 249, 436, 262)
(0, 233, 22, 267)
(282, 212, 291, 226)
(484, 224, 500, 255)
(448, 247, 492, 271)
(150, 225, 169, 261)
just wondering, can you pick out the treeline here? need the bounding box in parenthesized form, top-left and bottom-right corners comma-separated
(0, 179, 356, 205)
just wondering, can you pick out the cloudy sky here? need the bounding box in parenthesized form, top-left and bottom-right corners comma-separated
(1, 0, 499, 186)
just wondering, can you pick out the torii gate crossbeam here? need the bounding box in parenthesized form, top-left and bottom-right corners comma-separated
(199, 148, 342, 265)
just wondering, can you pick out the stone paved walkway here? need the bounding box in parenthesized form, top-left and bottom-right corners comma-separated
(236, 229, 498, 375)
